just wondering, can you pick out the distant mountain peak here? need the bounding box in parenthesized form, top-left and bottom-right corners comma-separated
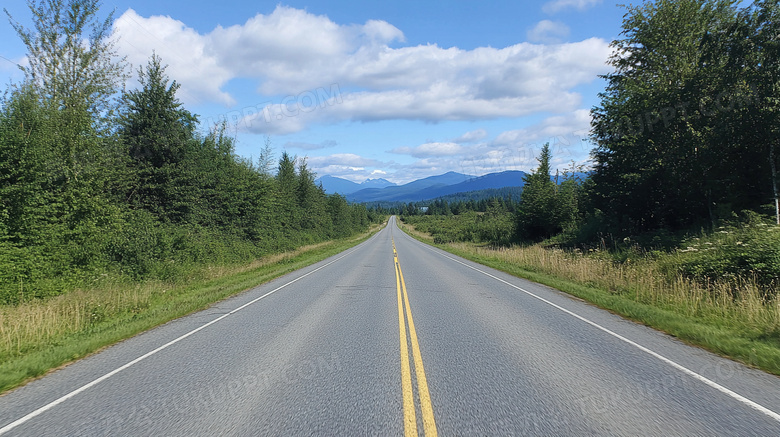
(315, 175, 397, 195)
(361, 178, 395, 187)
(315, 175, 360, 195)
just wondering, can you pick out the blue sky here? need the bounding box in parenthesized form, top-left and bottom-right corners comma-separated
(1, 0, 627, 183)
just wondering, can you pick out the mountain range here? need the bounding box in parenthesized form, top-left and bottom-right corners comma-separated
(316, 170, 529, 203)
(316, 175, 396, 195)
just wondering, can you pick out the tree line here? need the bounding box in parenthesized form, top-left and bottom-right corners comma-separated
(0, 0, 379, 303)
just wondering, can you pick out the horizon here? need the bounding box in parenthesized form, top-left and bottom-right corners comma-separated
(318, 169, 529, 185)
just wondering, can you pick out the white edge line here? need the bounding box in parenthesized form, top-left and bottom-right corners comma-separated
(396, 226, 780, 423)
(0, 233, 379, 435)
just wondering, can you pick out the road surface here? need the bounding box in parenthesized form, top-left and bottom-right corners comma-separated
(2, 216, 780, 435)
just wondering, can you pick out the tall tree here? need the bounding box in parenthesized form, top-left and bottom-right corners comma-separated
(121, 54, 197, 169)
(0, 85, 62, 245)
(591, 0, 746, 233)
(5, 0, 128, 125)
(4, 0, 129, 240)
(516, 144, 574, 240)
(276, 152, 301, 239)
(296, 158, 331, 235)
(119, 54, 198, 222)
(739, 0, 780, 222)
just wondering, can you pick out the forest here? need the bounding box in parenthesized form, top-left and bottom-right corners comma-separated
(590, 0, 779, 234)
(0, 1, 379, 304)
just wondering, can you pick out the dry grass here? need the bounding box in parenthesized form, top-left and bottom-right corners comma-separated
(0, 234, 369, 364)
(0, 283, 150, 359)
(199, 240, 331, 281)
(446, 242, 780, 336)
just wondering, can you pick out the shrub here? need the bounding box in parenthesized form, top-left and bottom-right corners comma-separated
(669, 214, 780, 288)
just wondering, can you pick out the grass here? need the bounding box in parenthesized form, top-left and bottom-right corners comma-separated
(399, 222, 780, 376)
(0, 223, 385, 395)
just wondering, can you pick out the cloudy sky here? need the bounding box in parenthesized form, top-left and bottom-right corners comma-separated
(1, 0, 625, 184)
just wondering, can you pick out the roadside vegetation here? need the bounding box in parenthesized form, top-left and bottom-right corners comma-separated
(401, 218, 780, 374)
(0, 0, 384, 392)
(400, 0, 780, 374)
(0, 227, 383, 393)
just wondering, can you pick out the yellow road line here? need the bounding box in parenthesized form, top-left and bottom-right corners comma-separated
(394, 239, 438, 437)
(395, 243, 417, 437)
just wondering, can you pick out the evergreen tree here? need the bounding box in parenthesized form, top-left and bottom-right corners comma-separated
(121, 54, 197, 169)
(120, 54, 198, 222)
(297, 158, 331, 235)
(516, 144, 558, 240)
(276, 152, 301, 238)
(516, 144, 579, 240)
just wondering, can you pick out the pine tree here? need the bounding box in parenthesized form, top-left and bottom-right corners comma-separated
(120, 54, 198, 221)
(516, 144, 558, 240)
(516, 144, 579, 240)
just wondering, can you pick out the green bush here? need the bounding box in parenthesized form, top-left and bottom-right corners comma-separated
(402, 211, 514, 246)
(668, 213, 780, 287)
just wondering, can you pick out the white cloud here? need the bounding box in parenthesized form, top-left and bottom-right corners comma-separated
(493, 109, 591, 146)
(306, 153, 392, 182)
(308, 110, 595, 183)
(527, 20, 570, 44)
(401, 111, 594, 179)
(453, 129, 488, 143)
(543, 0, 602, 14)
(205, 5, 404, 95)
(390, 142, 466, 158)
(113, 7, 611, 134)
(113, 9, 234, 106)
(491, 109, 593, 167)
(458, 147, 530, 176)
(307, 153, 385, 168)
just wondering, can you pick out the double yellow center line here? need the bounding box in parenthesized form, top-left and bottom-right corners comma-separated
(393, 238, 437, 437)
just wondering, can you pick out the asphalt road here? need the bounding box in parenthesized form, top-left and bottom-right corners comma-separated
(2, 216, 780, 435)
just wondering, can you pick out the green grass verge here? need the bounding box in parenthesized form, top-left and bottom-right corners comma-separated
(0, 227, 382, 395)
(399, 223, 780, 376)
